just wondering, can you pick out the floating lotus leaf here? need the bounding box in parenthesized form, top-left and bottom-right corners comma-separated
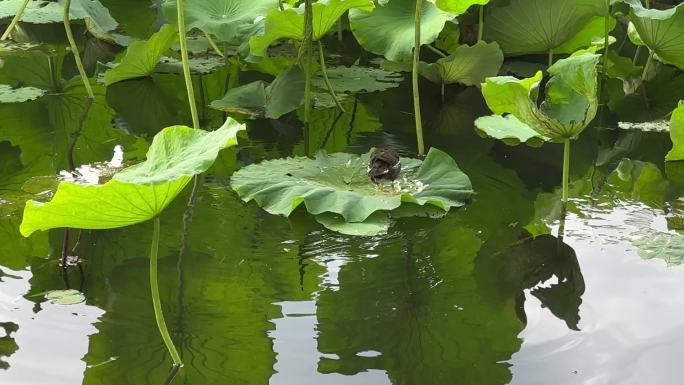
(250, 0, 374, 57)
(0, 84, 45, 103)
(155, 56, 226, 75)
(483, 0, 609, 56)
(230, 147, 473, 226)
(349, 0, 453, 62)
(475, 53, 600, 144)
(162, 0, 277, 42)
(630, 229, 684, 266)
(433, 0, 489, 15)
(0, 0, 117, 32)
(624, 0, 684, 69)
(46, 289, 86, 305)
(20, 119, 244, 236)
(104, 25, 177, 86)
(418, 41, 503, 86)
(667, 101, 684, 162)
(209, 65, 305, 119)
(313, 66, 403, 93)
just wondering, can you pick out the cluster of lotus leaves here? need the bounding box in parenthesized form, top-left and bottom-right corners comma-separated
(230, 148, 474, 235)
(475, 53, 601, 145)
(20, 119, 244, 237)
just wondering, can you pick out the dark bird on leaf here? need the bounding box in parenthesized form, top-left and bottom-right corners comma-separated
(368, 148, 401, 183)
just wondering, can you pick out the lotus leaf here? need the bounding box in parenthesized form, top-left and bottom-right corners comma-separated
(313, 66, 403, 93)
(482, 0, 609, 56)
(249, 0, 375, 58)
(475, 53, 601, 143)
(433, 0, 489, 15)
(349, 0, 453, 62)
(104, 25, 177, 86)
(46, 289, 86, 305)
(418, 41, 503, 86)
(0, 0, 117, 32)
(19, 118, 245, 236)
(624, 0, 684, 69)
(162, 0, 278, 42)
(209, 65, 305, 119)
(630, 229, 684, 266)
(230, 147, 473, 225)
(0, 84, 45, 103)
(666, 101, 684, 162)
(156, 56, 226, 75)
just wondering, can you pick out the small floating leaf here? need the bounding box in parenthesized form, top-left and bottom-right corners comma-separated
(155, 56, 226, 75)
(313, 66, 403, 94)
(46, 289, 85, 305)
(0, 85, 45, 103)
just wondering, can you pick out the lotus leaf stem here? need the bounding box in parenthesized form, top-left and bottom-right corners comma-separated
(413, 0, 425, 156)
(562, 139, 570, 205)
(318, 41, 346, 112)
(302, 0, 314, 150)
(548, 48, 554, 68)
(602, 8, 609, 81)
(278, 0, 284, 11)
(203, 31, 224, 58)
(426, 44, 447, 58)
(150, 217, 182, 366)
(337, 19, 343, 42)
(63, 0, 94, 99)
(177, 0, 200, 129)
(641, 50, 654, 81)
(478, 5, 484, 42)
(1, 0, 30, 40)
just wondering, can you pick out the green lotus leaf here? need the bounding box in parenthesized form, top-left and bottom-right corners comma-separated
(0, 0, 117, 32)
(315, 211, 390, 236)
(554, 16, 617, 54)
(474, 115, 547, 146)
(483, 0, 608, 56)
(209, 65, 305, 119)
(624, 0, 684, 69)
(46, 289, 86, 305)
(313, 66, 403, 93)
(418, 41, 503, 86)
(0, 84, 45, 103)
(349, 0, 453, 62)
(19, 119, 245, 236)
(104, 25, 178, 86)
(155, 56, 226, 75)
(630, 229, 684, 266)
(478, 53, 600, 143)
(230, 147, 473, 223)
(433, 0, 489, 15)
(249, 0, 374, 57)
(162, 0, 278, 42)
(666, 101, 684, 162)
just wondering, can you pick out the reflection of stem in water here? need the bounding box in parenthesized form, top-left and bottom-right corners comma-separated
(320, 110, 345, 149)
(162, 364, 181, 385)
(150, 217, 183, 366)
(641, 50, 654, 109)
(61, 230, 71, 289)
(63, 0, 94, 99)
(0, 0, 30, 40)
(561, 139, 570, 205)
(318, 40, 346, 113)
(558, 203, 568, 241)
(197, 74, 205, 124)
(346, 96, 358, 142)
(67, 97, 94, 170)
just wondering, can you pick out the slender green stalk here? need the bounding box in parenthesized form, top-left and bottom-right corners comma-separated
(1, 0, 30, 40)
(641, 50, 654, 81)
(426, 44, 447, 58)
(203, 31, 224, 58)
(548, 48, 554, 68)
(478, 5, 484, 42)
(602, 6, 609, 80)
(302, 0, 313, 155)
(318, 41, 345, 112)
(561, 139, 571, 205)
(413, 0, 425, 156)
(337, 19, 343, 42)
(177, 0, 200, 129)
(150, 217, 182, 366)
(63, 0, 93, 99)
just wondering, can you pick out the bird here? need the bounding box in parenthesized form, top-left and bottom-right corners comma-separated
(367, 148, 401, 183)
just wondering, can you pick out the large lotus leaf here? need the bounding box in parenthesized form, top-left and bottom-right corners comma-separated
(433, 0, 489, 15)
(249, 0, 374, 57)
(210, 65, 305, 119)
(313, 66, 403, 93)
(19, 119, 245, 236)
(666, 101, 684, 162)
(162, 0, 277, 42)
(477, 53, 600, 142)
(0, 0, 117, 32)
(0, 85, 45, 103)
(630, 229, 684, 266)
(624, 0, 684, 69)
(482, 0, 608, 56)
(419, 41, 503, 86)
(349, 0, 453, 62)
(474, 115, 547, 146)
(554, 16, 617, 54)
(104, 25, 177, 86)
(230, 147, 473, 223)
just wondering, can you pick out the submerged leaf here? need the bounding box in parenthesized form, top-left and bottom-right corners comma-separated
(313, 66, 403, 93)
(624, 0, 684, 69)
(666, 101, 684, 162)
(19, 119, 245, 236)
(230, 148, 473, 224)
(349, 0, 453, 61)
(419, 41, 503, 86)
(0, 84, 45, 103)
(104, 25, 178, 85)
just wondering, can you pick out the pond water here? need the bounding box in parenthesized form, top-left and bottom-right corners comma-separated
(2, 13, 684, 385)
